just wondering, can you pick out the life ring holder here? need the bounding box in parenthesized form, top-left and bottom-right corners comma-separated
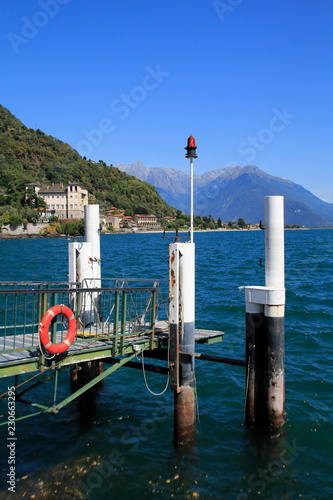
(39, 304, 76, 354)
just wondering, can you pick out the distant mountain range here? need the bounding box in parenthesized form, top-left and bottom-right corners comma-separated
(116, 162, 333, 227)
(1, 103, 332, 227)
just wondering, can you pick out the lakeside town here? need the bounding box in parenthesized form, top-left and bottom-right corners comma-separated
(0, 182, 302, 238)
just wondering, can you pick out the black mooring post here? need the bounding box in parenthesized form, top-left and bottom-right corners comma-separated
(245, 196, 285, 433)
(245, 307, 264, 428)
(70, 360, 104, 414)
(262, 314, 285, 432)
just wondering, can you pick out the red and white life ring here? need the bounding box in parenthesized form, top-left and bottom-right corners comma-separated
(39, 304, 76, 354)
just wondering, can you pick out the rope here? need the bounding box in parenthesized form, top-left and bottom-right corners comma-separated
(194, 372, 202, 435)
(38, 334, 56, 361)
(140, 332, 170, 397)
(0, 294, 173, 399)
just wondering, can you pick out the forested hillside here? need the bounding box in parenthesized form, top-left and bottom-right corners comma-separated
(0, 105, 174, 216)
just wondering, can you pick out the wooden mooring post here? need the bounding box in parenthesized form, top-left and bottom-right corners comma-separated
(169, 241, 196, 445)
(245, 196, 285, 433)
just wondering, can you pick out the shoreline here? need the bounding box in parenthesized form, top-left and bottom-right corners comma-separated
(0, 227, 315, 240)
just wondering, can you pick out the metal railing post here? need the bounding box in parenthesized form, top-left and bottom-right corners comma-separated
(112, 290, 120, 356)
(149, 288, 157, 349)
(120, 291, 127, 355)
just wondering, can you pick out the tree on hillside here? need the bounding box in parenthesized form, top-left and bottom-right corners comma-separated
(134, 206, 149, 215)
(9, 214, 22, 227)
(1, 210, 10, 224)
(24, 187, 47, 210)
(237, 218, 247, 228)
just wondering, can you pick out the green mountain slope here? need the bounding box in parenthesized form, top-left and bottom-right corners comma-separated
(0, 105, 175, 215)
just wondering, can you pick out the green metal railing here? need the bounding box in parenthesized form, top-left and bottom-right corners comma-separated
(0, 281, 170, 422)
(0, 281, 163, 358)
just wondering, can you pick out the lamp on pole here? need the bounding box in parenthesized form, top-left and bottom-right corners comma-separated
(185, 136, 197, 242)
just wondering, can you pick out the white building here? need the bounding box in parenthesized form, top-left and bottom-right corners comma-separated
(133, 214, 160, 228)
(26, 182, 88, 219)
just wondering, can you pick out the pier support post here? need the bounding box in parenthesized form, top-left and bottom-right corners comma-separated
(68, 205, 101, 326)
(68, 205, 103, 413)
(70, 361, 104, 414)
(82, 204, 102, 326)
(245, 302, 264, 428)
(169, 241, 196, 445)
(245, 196, 285, 433)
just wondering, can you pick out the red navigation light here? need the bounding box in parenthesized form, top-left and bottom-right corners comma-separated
(185, 135, 198, 159)
(188, 136, 196, 148)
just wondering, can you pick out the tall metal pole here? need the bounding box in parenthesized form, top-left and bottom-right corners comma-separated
(190, 157, 194, 242)
(185, 136, 197, 242)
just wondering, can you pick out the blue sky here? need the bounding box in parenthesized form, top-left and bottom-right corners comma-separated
(1, 0, 333, 201)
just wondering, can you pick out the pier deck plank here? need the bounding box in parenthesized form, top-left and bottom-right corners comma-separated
(0, 325, 224, 378)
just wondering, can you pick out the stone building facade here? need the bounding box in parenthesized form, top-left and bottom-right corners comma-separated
(26, 182, 88, 219)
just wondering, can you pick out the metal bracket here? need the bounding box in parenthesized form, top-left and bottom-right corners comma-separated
(163, 228, 190, 242)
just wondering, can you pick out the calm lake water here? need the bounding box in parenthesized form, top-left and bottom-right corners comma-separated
(0, 230, 332, 499)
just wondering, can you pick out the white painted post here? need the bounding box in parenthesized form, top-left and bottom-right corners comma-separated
(170, 241, 196, 444)
(169, 241, 180, 394)
(179, 242, 195, 375)
(68, 205, 104, 407)
(82, 205, 101, 326)
(68, 205, 102, 327)
(84, 204, 101, 287)
(265, 196, 285, 289)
